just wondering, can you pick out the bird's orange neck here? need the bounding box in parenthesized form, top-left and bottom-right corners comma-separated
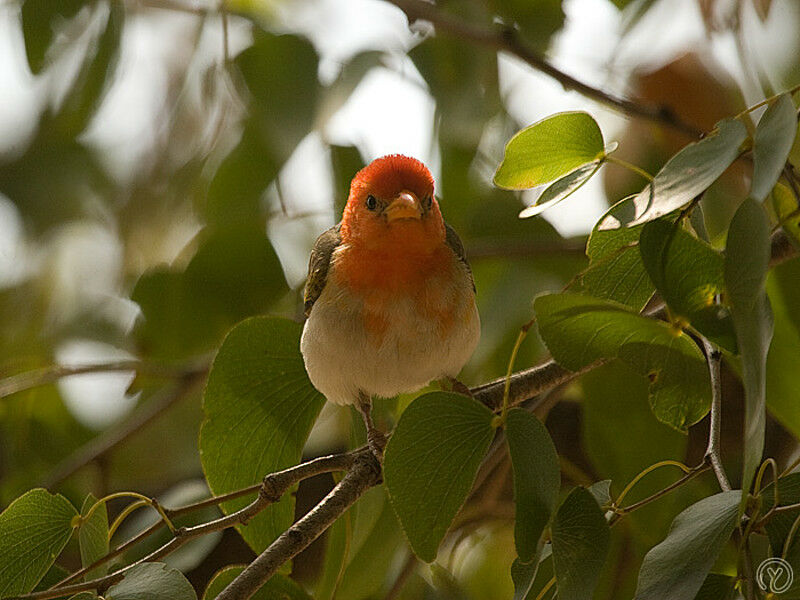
(334, 224, 452, 298)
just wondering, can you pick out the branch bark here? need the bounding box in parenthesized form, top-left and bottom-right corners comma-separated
(216, 451, 382, 600)
(701, 337, 732, 492)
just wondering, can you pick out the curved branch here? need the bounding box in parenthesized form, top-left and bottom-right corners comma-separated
(383, 0, 703, 139)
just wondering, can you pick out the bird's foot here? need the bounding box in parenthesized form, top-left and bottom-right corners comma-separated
(445, 376, 473, 398)
(357, 394, 386, 463)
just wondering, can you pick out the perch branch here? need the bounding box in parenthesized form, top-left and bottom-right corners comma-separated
(215, 451, 382, 600)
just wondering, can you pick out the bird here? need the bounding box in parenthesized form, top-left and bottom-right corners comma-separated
(300, 154, 480, 459)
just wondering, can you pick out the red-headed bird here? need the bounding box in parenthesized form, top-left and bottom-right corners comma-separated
(300, 155, 480, 457)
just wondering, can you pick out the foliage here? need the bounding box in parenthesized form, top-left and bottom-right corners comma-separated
(1, 0, 800, 598)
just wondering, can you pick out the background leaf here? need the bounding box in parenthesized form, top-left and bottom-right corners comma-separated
(724, 199, 774, 497)
(519, 161, 603, 218)
(0, 488, 77, 596)
(551, 487, 610, 600)
(383, 392, 495, 562)
(199, 317, 325, 553)
(505, 408, 560, 562)
(633, 490, 741, 600)
(494, 112, 604, 190)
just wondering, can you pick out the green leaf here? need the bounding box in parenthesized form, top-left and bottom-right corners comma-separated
(203, 565, 311, 600)
(633, 490, 741, 600)
(519, 160, 603, 218)
(639, 219, 736, 350)
(132, 226, 287, 358)
(105, 562, 196, 600)
(751, 93, 798, 202)
(21, 0, 86, 73)
(383, 392, 495, 562)
(505, 408, 560, 561)
(599, 119, 748, 229)
(511, 557, 539, 600)
(489, 0, 565, 52)
(200, 317, 325, 553)
(494, 112, 605, 190)
(535, 293, 710, 430)
(332, 487, 404, 600)
(724, 199, 774, 497)
(0, 488, 77, 596)
(551, 487, 610, 600)
(693, 573, 735, 600)
(771, 182, 800, 247)
(582, 196, 654, 311)
(78, 494, 109, 581)
(766, 259, 800, 438)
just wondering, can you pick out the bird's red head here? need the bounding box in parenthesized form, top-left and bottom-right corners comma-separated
(340, 155, 445, 253)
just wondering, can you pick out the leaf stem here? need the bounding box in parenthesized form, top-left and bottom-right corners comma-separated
(701, 337, 732, 492)
(603, 155, 655, 182)
(613, 460, 692, 508)
(497, 324, 531, 425)
(534, 576, 556, 600)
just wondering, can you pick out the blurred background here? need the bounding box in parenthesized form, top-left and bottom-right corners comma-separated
(1, 0, 800, 596)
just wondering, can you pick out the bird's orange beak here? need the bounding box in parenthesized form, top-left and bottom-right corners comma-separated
(385, 191, 422, 222)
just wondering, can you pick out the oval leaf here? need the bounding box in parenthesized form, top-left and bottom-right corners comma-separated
(599, 119, 748, 229)
(204, 565, 312, 600)
(495, 112, 604, 190)
(0, 488, 77, 596)
(200, 317, 325, 552)
(535, 293, 711, 430)
(106, 562, 196, 600)
(519, 160, 603, 218)
(551, 487, 610, 600)
(505, 408, 560, 561)
(634, 490, 741, 600)
(751, 93, 798, 202)
(725, 199, 774, 497)
(79, 494, 109, 581)
(383, 392, 495, 562)
(639, 219, 736, 350)
(582, 195, 654, 311)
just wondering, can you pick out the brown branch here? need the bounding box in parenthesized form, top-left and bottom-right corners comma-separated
(384, 0, 702, 139)
(701, 337, 732, 492)
(7, 451, 361, 600)
(215, 451, 382, 600)
(466, 238, 587, 261)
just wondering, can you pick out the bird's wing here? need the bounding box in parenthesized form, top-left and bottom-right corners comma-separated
(304, 223, 342, 317)
(444, 222, 475, 292)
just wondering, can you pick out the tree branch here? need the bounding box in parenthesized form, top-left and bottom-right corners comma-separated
(216, 451, 382, 600)
(383, 0, 702, 139)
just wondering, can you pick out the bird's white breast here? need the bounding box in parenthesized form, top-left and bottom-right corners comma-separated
(300, 257, 480, 406)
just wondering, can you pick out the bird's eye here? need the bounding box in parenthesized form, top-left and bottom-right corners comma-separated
(366, 195, 378, 210)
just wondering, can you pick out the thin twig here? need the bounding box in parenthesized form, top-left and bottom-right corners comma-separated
(9, 452, 362, 600)
(701, 337, 732, 492)
(384, 0, 702, 139)
(42, 369, 208, 488)
(0, 361, 204, 399)
(215, 451, 382, 600)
